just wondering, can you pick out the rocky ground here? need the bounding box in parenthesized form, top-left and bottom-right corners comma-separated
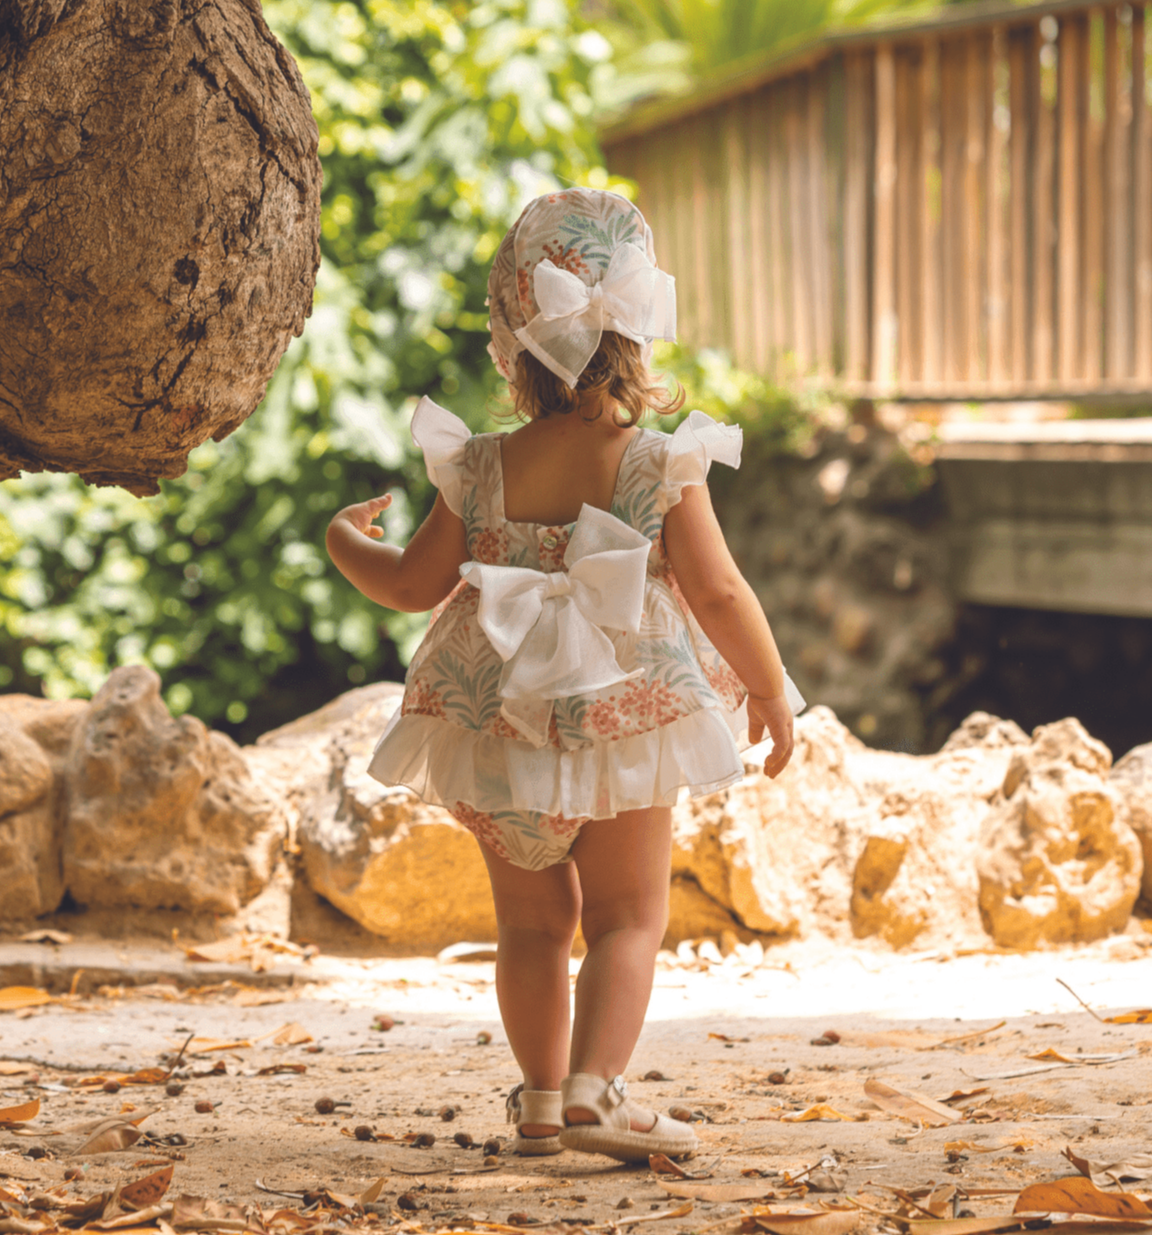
(2, 934, 1151, 1235)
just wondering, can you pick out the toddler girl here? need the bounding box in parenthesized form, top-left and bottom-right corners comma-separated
(326, 188, 803, 1163)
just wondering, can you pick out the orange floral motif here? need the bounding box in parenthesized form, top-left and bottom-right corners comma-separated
(484, 713, 524, 741)
(471, 526, 509, 563)
(542, 812, 587, 842)
(540, 240, 589, 277)
(402, 678, 446, 720)
(703, 659, 745, 709)
(517, 266, 532, 311)
(537, 531, 568, 572)
(451, 802, 510, 861)
(583, 678, 688, 739)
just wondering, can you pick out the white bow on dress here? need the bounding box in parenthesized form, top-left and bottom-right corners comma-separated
(460, 505, 652, 746)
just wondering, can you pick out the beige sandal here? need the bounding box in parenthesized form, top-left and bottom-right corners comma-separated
(558, 1073, 698, 1163)
(506, 1084, 563, 1156)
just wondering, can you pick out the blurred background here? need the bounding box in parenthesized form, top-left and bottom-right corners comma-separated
(1, 0, 1149, 760)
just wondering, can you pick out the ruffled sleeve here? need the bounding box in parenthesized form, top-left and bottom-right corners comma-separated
(663, 410, 743, 509)
(411, 396, 471, 517)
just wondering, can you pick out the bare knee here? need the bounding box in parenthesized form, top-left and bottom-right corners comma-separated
(580, 885, 669, 951)
(495, 884, 581, 945)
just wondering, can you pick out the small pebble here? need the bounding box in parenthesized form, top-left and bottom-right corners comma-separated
(354, 1125, 374, 1142)
(102, 1080, 121, 1094)
(822, 1029, 842, 1044)
(615, 1198, 635, 1210)
(63, 1168, 82, 1181)
(165, 1081, 184, 1097)
(372, 1015, 395, 1032)
(482, 1137, 502, 1156)
(26, 1147, 48, 1160)
(668, 1106, 693, 1123)
(506, 1213, 535, 1226)
(194, 1100, 214, 1114)
(304, 1045, 324, 1054)
(767, 1071, 788, 1085)
(476, 1031, 492, 1045)
(439, 1105, 456, 1122)
(643, 1070, 667, 1081)
(483, 1154, 500, 1167)
(397, 1194, 419, 1212)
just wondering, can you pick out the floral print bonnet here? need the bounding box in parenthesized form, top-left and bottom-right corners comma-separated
(486, 188, 677, 390)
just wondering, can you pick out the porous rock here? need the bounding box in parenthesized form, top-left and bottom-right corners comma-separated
(671, 708, 1030, 950)
(0, 696, 87, 918)
(1109, 742, 1152, 906)
(260, 684, 498, 949)
(62, 666, 286, 913)
(977, 719, 1143, 948)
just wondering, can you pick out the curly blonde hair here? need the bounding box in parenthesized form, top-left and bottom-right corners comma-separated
(509, 333, 684, 425)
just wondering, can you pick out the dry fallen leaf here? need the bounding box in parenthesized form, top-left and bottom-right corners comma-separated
(359, 1178, 387, 1205)
(0, 987, 54, 1012)
(1014, 1177, 1152, 1218)
(170, 1193, 249, 1230)
(269, 1023, 313, 1046)
(174, 1038, 252, 1053)
(938, 1088, 990, 1104)
(0, 1062, 35, 1076)
(119, 1165, 175, 1211)
(256, 1064, 307, 1076)
(782, 1104, 859, 1123)
(72, 1068, 171, 1089)
(75, 1122, 145, 1156)
(894, 1218, 1033, 1235)
(944, 1141, 996, 1155)
(1105, 1009, 1152, 1024)
(0, 1099, 40, 1128)
(1062, 1146, 1152, 1184)
(1025, 1049, 1136, 1065)
(18, 929, 73, 945)
(748, 1207, 860, 1235)
(659, 1181, 777, 1202)
(864, 1079, 962, 1127)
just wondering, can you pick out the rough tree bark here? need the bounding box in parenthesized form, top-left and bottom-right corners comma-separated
(0, 0, 321, 494)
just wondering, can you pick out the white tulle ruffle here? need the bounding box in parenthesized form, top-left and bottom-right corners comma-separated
(368, 704, 750, 820)
(664, 411, 742, 506)
(411, 395, 469, 517)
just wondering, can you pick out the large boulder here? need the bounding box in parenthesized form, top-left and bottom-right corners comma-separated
(62, 666, 286, 913)
(1109, 742, 1152, 906)
(671, 707, 1029, 950)
(258, 684, 498, 950)
(0, 696, 87, 918)
(977, 719, 1143, 948)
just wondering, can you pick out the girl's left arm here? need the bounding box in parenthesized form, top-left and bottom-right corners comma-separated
(326, 493, 470, 613)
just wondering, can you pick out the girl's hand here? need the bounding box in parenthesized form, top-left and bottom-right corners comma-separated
(332, 494, 392, 540)
(747, 693, 794, 779)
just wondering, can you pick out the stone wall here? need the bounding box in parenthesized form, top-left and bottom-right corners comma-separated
(713, 416, 1152, 760)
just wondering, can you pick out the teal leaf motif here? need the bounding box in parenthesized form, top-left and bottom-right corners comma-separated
(433, 653, 504, 729)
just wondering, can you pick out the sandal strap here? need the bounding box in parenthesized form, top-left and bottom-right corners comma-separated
(506, 1084, 561, 1126)
(561, 1073, 629, 1129)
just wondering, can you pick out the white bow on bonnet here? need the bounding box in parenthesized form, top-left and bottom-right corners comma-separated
(486, 188, 677, 389)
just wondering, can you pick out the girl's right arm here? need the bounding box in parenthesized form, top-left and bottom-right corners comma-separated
(662, 482, 795, 778)
(326, 492, 470, 613)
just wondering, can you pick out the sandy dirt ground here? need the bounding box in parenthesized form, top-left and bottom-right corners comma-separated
(2, 934, 1151, 1235)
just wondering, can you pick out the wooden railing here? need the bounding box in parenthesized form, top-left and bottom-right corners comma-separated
(601, 0, 1152, 399)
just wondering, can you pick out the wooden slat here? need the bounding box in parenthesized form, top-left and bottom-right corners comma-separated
(786, 76, 814, 372)
(895, 45, 922, 386)
(747, 90, 774, 375)
(842, 51, 872, 382)
(986, 27, 1010, 386)
(1081, 13, 1105, 382)
(689, 114, 713, 345)
(965, 33, 991, 380)
(1103, 5, 1129, 378)
(1134, 4, 1152, 381)
(920, 38, 943, 386)
(1033, 23, 1058, 383)
(873, 43, 898, 387)
(940, 38, 968, 382)
(824, 54, 849, 374)
(767, 83, 793, 381)
(807, 65, 834, 374)
(1057, 13, 1088, 383)
(1009, 25, 1039, 383)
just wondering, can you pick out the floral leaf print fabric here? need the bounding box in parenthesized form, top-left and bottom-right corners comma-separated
(369, 398, 805, 870)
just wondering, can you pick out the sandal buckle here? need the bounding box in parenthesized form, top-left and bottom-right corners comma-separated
(610, 1075, 628, 1100)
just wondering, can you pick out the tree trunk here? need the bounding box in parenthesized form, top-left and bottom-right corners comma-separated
(0, 0, 321, 495)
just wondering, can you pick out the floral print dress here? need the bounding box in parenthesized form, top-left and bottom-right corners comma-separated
(367, 399, 804, 871)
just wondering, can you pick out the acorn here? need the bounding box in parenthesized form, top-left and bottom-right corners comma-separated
(454, 1131, 474, 1148)
(102, 1080, 121, 1094)
(165, 1080, 185, 1097)
(482, 1137, 502, 1156)
(314, 1097, 336, 1114)
(668, 1106, 693, 1123)
(413, 1132, 436, 1148)
(354, 1125, 374, 1142)
(194, 1099, 214, 1113)
(439, 1105, 456, 1122)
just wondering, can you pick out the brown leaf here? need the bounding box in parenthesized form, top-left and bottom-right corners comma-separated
(359, 1179, 387, 1205)
(1062, 1148, 1152, 1184)
(1104, 1009, 1152, 1024)
(863, 1079, 962, 1127)
(782, 1104, 858, 1123)
(18, 930, 73, 945)
(944, 1141, 996, 1155)
(269, 1023, 313, 1046)
(170, 1193, 248, 1230)
(649, 1154, 692, 1177)
(709, 1033, 750, 1042)
(75, 1122, 144, 1155)
(925, 1186, 959, 1218)
(750, 1208, 860, 1235)
(0, 1063, 34, 1076)
(658, 1181, 779, 1203)
(256, 1064, 307, 1076)
(178, 1037, 253, 1053)
(938, 1088, 989, 1104)
(0, 987, 54, 1012)
(0, 1100, 40, 1128)
(1014, 1177, 1152, 1218)
(119, 1165, 174, 1210)
(895, 1219, 1034, 1235)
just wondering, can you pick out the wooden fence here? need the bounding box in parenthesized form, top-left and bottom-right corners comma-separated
(600, 0, 1152, 399)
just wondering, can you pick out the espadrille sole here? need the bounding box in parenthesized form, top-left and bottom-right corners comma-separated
(557, 1114, 697, 1163)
